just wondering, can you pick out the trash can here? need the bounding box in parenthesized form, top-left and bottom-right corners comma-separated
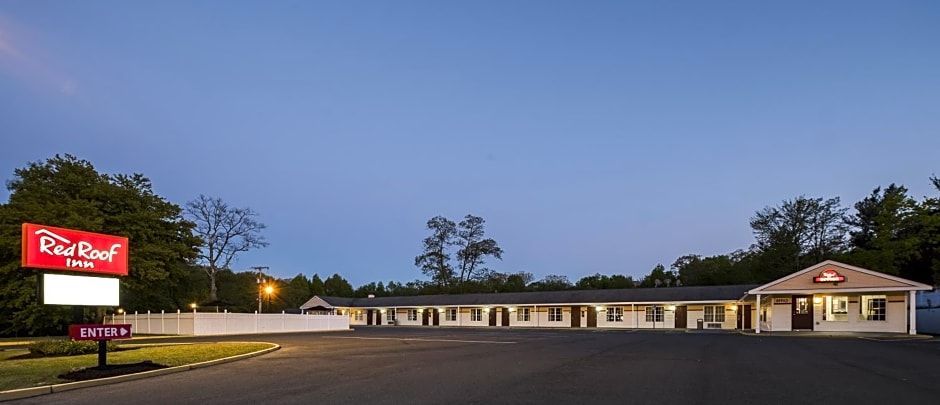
(696, 319, 704, 330)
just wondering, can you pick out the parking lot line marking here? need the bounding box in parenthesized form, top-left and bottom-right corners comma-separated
(323, 336, 517, 344)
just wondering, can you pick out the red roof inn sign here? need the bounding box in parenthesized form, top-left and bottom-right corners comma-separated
(22, 223, 128, 276)
(813, 269, 846, 284)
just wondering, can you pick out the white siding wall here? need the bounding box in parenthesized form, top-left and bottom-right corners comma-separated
(596, 306, 633, 328)
(532, 307, 569, 328)
(394, 309, 424, 326)
(812, 293, 907, 333)
(508, 306, 537, 327)
(439, 308, 460, 326)
(771, 303, 791, 331)
(349, 309, 368, 326)
(685, 305, 736, 329)
(758, 298, 772, 332)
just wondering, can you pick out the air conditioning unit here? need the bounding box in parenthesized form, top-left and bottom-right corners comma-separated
(707, 323, 722, 329)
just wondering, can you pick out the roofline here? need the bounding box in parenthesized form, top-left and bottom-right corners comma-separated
(747, 286, 932, 295)
(327, 299, 746, 309)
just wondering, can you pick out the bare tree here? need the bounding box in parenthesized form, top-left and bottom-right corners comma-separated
(414, 216, 457, 288)
(185, 195, 268, 300)
(455, 215, 503, 284)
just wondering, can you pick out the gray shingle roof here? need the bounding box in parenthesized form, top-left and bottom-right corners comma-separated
(305, 284, 758, 309)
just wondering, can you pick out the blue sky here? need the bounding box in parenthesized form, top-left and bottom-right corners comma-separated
(1, 1, 938, 287)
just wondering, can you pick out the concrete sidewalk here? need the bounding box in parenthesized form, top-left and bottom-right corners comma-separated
(736, 330, 934, 340)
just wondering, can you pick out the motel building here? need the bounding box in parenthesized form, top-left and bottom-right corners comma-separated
(301, 261, 934, 335)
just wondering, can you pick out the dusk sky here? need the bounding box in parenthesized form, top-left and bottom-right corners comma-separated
(1, 1, 938, 287)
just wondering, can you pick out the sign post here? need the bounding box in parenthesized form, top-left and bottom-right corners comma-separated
(68, 324, 133, 368)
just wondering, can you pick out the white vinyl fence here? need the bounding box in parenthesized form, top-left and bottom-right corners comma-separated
(109, 310, 349, 336)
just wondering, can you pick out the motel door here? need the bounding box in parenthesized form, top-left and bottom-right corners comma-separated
(587, 307, 597, 328)
(501, 308, 510, 326)
(367, 309, 374, 326)
(489, 309, 497, 326)
(571, 306, 581, 327)
(422, 310, 430, 326)
(736, 305, 752, 329)
(791, 295, 813, 330)
(432, 310, 440, 326)
(674, 306, 687, 328)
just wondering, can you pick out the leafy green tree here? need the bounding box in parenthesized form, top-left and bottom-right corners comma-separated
(280, 273, 313, 309)
(842, 185, 921, 278)
(184, 195, 268, 301)
(749, 196, 848, 280)
(310, 273, 326, 296)
(672, 254, 752, 286)
(914, 176, 940, 284)
(640, 264, 677, 288)
(215, 269, 261, 312)
(527, 275, 572, 291)
(0, 155, 199, 335)
(324, 273, 354, 297)
(415, 216, 457, 288)
(504, 271, 534, 292)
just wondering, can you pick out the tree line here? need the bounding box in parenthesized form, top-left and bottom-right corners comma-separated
(1, 155, 938, 336)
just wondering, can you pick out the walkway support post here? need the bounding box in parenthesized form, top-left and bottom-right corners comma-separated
(755, 294, 761, 334)
(909, 290, 917, 335)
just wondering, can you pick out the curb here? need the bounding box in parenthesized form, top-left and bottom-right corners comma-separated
(0, 343, 280, 402)
(734, 330, 934, 340)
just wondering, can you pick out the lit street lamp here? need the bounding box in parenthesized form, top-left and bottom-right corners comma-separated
(259, 284, 275, 313)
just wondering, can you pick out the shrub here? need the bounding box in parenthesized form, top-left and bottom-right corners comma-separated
(27, 339, 118, 356)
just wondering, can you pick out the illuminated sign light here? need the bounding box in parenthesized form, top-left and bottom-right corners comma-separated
(813, 269, 846, 283)
(22, 223, 129, 276)
(43, 273, 119, 306)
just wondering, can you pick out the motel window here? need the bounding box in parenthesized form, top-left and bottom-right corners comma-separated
(861, 295, 887, 321)
(517, 307, 531, 322)
(407, 309, 418, 321)
(645, 306, 663, 323)
(607, 307, 623, 322)
(446, 308, 457, 321)
(824, 296, 848, 322)
(704, 306, 725, 323)
(471, 308, 483, 322)
(387, 309, 397, 321)
(354, 311, 363, 321)
(548, 307, 563, 322)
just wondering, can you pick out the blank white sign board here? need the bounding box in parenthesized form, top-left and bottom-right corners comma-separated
(43, 273, 119, 306)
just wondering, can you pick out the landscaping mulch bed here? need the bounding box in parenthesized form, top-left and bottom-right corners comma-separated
(58, 361, 169, 381)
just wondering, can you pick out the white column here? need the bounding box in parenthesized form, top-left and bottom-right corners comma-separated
(755, 294, 761, 334)
(909, 290, 917, 335)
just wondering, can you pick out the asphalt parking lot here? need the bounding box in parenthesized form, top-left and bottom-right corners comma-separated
(8, 327, 940, 404)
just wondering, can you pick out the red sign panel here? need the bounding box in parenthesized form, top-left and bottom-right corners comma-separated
(22, 223, 129, 276)
(813, 269, 846, 283)
(69, 324, 133, 341)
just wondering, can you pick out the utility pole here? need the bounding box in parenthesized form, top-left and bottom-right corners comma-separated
(251, 266, 269, 313)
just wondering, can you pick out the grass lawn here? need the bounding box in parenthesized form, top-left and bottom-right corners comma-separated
(0, 342, 275, 392)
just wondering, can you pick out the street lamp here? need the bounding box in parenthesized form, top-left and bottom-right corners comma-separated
(259, 284, 275, 313)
